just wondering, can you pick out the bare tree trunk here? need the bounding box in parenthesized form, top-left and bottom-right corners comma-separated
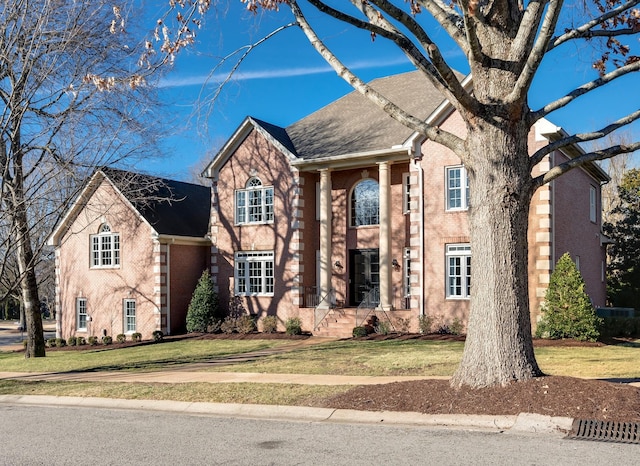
(451, 119, 543, 387)
(12, 168, 45, 357)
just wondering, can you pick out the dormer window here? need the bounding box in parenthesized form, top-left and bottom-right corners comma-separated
(235, 177, 274, 225)
(90, 223, 120, 268)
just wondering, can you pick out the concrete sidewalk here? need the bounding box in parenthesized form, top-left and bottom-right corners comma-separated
(0, 370, 445, 385)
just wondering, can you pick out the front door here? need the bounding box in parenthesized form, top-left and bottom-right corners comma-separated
(349, 249, 380, 306)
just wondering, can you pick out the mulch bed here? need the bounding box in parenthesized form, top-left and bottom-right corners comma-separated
(316, 376, 640, 422)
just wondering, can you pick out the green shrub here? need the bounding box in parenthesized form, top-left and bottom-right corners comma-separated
(535, 253, 603, 341)
(220, 317, 237, 334)
(261, 315, 278, 333)
(352, 326, 368, 337)
(600, 317, 640, 338)
(449, 318, 464, 336)
(55, 338, 66, 348)
(152, 330, 163, 342)
(116, 334, 126, 344)
(236, 315, 256, 334)
(186, 270, 220, 333)
(418, 315, 433, 334)
(394, 317, 412, 335)
(131, 332, 142, 342)
(208, 319, 222, 333)
(285, 317, 303, 335)
(46, 338, 57, 348)
(76, 336, 86, 346)
(102, 335, 112, 345)
(67, 336, 77, 347)
(87, 336, 99, 346)
(375, 321, 392, 335)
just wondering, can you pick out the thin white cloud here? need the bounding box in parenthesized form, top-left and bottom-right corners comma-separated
(158, 55, 412, 89)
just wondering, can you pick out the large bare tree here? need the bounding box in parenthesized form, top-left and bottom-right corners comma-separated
(162, 0, 639, 386)
(0, 0, 164, 357)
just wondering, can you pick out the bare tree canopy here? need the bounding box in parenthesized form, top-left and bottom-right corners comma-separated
(157, 0, 638, 386)
(0, 0, 165, 357)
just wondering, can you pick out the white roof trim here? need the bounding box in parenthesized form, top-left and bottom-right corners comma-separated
(203, 117, 297, 180)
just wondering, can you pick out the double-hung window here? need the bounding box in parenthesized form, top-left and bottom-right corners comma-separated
(446, 244, 471, 298)
(446, 166, 470, 211)
(124, 299, 136, 333)
(235, 178, 274, 225)
(235, 251, 274, 296)
(77, 298, 87, 331)
(589, 185, 597, 223)
(90, 224, 120, 268)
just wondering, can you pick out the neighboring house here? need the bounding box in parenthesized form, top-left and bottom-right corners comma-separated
(203, 71, 609, 337)
(49, 168, 211, 340)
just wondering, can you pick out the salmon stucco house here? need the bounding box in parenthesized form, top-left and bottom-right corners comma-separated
(49, 169, 211, 340)
(52, 71, 609, 340)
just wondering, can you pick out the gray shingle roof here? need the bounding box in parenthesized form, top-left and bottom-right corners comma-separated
(285, 71, 449, 159)
(101, 168, 210, 238)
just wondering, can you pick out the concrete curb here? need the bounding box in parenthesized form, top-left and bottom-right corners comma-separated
(0, 394, 571, 435)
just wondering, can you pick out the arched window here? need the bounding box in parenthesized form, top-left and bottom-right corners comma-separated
(235, 177, 274, 225)
(90, 223, 120, 268)
(351, 179, 379, 227)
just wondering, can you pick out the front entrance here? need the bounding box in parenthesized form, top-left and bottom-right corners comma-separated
(349, 248, 380, 306)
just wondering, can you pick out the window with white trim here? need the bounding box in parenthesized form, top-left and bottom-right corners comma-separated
(446, 244, 471, 298)
(124, 299, 136, 333)
(402, 173, 411, 214)
(351, 179, 379, 226)
(235, 251, 274, 296)
(90, 223, 120, 268)
(235, 177, 274, 225)
(446, 166, 470, 211)
(589, 185, 597, 223)
(77, 298, 87, 331)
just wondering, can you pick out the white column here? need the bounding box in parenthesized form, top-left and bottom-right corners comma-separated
(318, 169, 332, 308)
(378, 161, 392, 310)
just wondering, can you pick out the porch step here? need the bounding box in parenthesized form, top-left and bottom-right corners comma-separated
(313, 309, 357, 338)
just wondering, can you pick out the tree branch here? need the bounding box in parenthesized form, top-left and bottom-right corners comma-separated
(533, 142, 640, 188)
(508, 0, 562, 102)
(549, 0, 640, 50)
(530, 60, 640, 123)
(288, 0, 467, 158)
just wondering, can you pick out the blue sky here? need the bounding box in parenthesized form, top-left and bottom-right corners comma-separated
(140, 1, 639, 180)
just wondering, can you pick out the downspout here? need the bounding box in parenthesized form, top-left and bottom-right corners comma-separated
(414, 151, 425, 317)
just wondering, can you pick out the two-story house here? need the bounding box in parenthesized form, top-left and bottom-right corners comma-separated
(51, 71, 609, 340)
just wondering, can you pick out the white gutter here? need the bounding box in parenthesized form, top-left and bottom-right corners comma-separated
(291, 147, 412, 170)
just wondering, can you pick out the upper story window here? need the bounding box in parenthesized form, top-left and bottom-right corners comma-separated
(589, 185, 597, 223)
(235, 177, 274, 225)
(351, 179, 379, 227)
(403, 172, 411, 214)
(90, 223, 120, 268)
(446, 166, 470, 211)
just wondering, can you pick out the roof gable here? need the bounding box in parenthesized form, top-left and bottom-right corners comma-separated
(286, 71, 451, 160)
(49, 169, 210, 245)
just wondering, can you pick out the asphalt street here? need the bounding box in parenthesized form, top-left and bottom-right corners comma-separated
(2, 403, 637, 466)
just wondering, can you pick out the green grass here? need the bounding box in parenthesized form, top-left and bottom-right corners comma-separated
(535, 344, 640, 378)
(207, 339, 465, 376)
(0, 340, 288, 373)
(0, 380, 350, 406)
(1, 338, 638, 407)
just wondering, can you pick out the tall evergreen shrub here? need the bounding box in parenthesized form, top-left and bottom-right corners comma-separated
(186, 270, 219, 333)
(535, 253, 602, 341)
